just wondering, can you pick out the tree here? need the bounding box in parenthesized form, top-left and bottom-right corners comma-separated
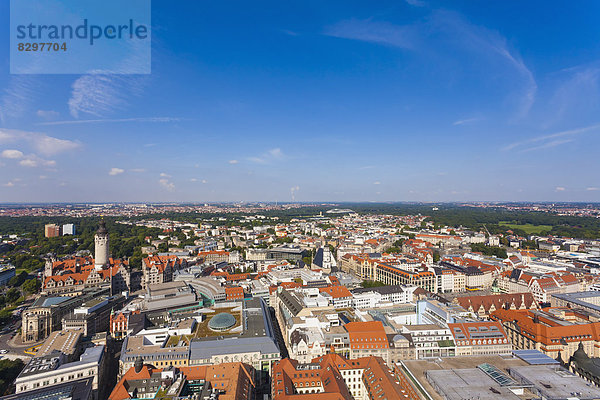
(470, 243, 508, 259)
(22, 278, 41, 295)
(157, 242, 169, 252)
(9, 271, 28, 288)
(392, 239, 405, 247)
(433, 250, 440, 263)
(0, 358, 25, 395)
(5, 288, 20, 304)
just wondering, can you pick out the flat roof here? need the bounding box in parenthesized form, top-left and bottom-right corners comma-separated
(37, 329, 83, 358)
(513, 349, 559, 365)
(426, 368, 522, 400)
(552, 291, 600, 312)
(510, 365, 600, 400)
(190, 336, 279, 360)
(148, 281, 189, 294)
(402, 355, 529, 400)
(241, 297, 273, 338)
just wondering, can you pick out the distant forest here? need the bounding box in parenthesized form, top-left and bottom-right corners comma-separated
(1, 203, 599, 242)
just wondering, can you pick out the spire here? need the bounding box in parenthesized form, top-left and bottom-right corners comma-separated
(97, 219, 108, 235)
(134, 356, 143, 373)
(556, 350, 563, 365)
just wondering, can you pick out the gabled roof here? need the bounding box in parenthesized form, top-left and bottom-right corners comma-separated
(457, 293, 536, 314)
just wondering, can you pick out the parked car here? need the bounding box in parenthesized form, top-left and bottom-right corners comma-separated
(0, 350, 8, 354)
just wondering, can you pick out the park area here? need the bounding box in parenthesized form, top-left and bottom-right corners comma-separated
(499, 222, 552, 235)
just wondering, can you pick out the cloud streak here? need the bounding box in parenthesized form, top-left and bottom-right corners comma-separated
(0, 76, 39, 124)
(37, 117, 182, 126)
(453, 117, 480, 126)
(325, 18, 417, 50)
(325, 10, 537, 120)
(248, 148, 286, 164)
(502, 123, 600, 152)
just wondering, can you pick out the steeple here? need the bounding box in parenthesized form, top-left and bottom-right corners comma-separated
(97, 219, 108, 234)
(94, 219, 110, 271)
(134, 356, 143, 373)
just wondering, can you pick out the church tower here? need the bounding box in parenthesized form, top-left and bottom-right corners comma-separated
(94, 220, 110, 270)
(44, 256, 55, 279)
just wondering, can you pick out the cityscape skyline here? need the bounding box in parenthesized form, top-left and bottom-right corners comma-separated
(1, 0, 600, 202)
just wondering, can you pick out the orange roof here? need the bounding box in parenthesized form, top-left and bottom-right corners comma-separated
(491, 308, 600, 347)
(345, 321, 389, 350)
(110, 362, 254, 400)
(319, 285, 352, 299)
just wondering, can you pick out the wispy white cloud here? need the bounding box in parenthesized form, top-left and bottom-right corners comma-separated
(68, 75, 147, 118)
(159, 172, 171, 178)
(159, 178, 175, 191)
(373, 181, 381, 185)
(109, 167, 125, 176)
(0, 76, 39, 123)
(325, 10, 537, 120)
(37, 117, 181, 126)
(325, 18, 417, 50)
(248, 148, 286, 164)
(228, 159, 239, 165)
(36, 110, 59, 120)
(281, 29, 299, 37)
(429, 10, 536, 120)
(502, 123, 600, 152)
(586, 187, 599, 191)
(405, 0, 426, 6)
(545, 64, 600, 128)
(519, 139, 574, 153)
(555, 186, 566, 192)
(453, 117, 480, 126)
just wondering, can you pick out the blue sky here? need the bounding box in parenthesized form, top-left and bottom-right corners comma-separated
(1, 0, 600, 203)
